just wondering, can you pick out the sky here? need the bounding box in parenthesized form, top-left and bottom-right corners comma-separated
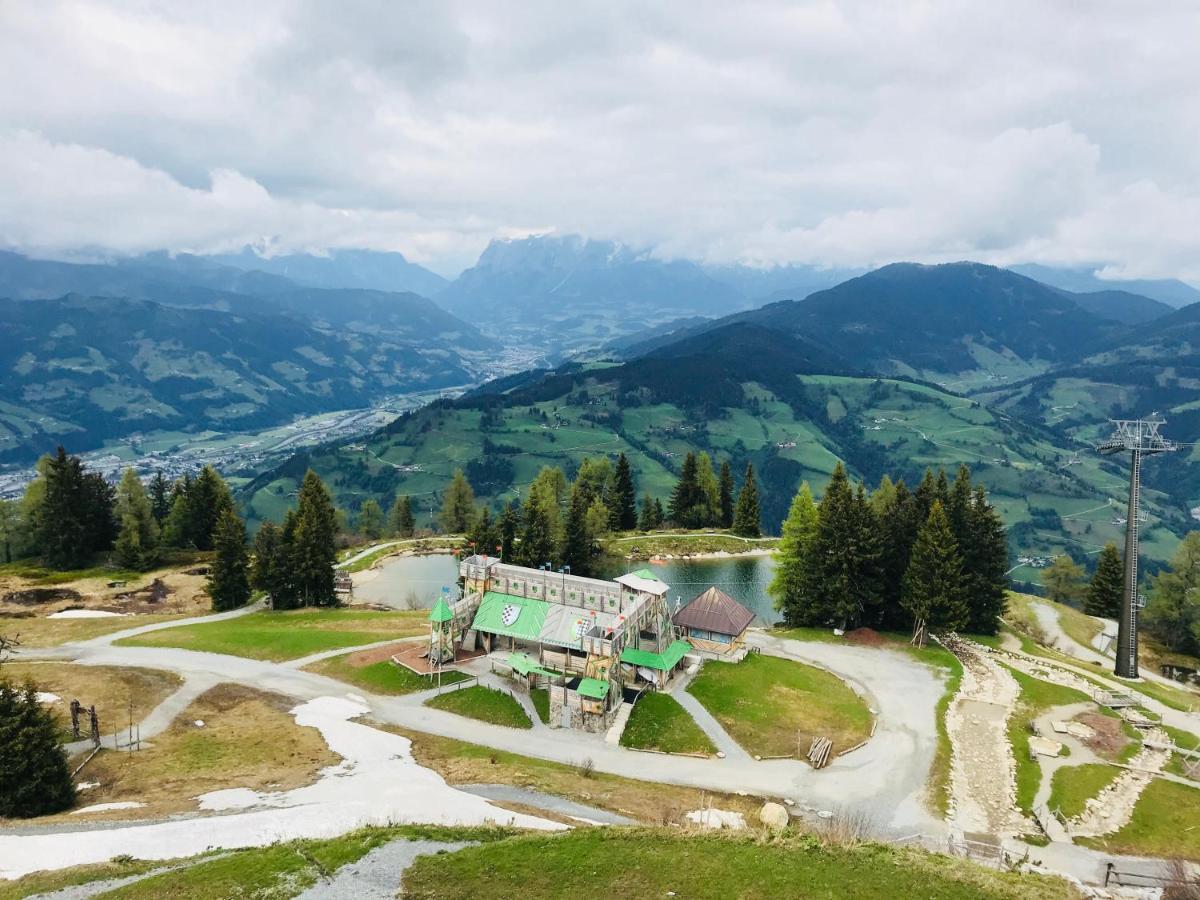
(1, 1, 1198, 281)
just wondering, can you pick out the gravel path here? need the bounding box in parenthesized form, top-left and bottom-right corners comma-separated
(459, 784, 635, 825)
(295, 839, 473, 900)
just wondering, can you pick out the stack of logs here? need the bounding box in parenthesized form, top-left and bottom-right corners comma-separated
(807, 736, 833, 768)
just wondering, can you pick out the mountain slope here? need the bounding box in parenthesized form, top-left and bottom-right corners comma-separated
(1065, 289, 1172, 325)
(437, 235, 747, 352)
(1012, 263, 1200, 309)
(209, 248, 448, 298)
(0, 295, 486, 462)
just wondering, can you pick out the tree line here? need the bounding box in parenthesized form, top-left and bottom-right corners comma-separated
(768, 463, 1009, 643)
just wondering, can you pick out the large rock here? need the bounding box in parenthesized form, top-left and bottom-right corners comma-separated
(759, 802, 790, 831)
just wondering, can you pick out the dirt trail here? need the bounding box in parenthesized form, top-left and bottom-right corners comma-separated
(941, 635, 1023, 836)
(1070, 729, 1172, 837)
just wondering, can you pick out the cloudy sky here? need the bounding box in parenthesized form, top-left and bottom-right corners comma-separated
(1, 1, 1198, 280)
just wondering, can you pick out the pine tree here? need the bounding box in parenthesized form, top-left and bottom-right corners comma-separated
(160, 475, 192, 548)
(612, 453, 638, 531)
(0, 500, 17, 564)
(875, 479, 921, 630)
(35, 447, 89, 569)
(516, 492, 556, 569)
(718, 461, 735, 529)
(653, 498, 665, 527)
(808, 463, 882, 629)
(468, 506, 500, 557)
(1144, 533, 1200, 655)
(695, 453, 721, 527)
(947, 464, 973, 544)
(388, 495, 415, 538)
(149, 470, 171, 524)
(768, 482, 818, 625)
(0, 680, 76, 818)
(439, 469, 476, 533)
(962, 484, 1009, 634)
(355, 499, 384, 539)
(669, 452, 705, 528)
(1085, 543, 1124, 618)
(562, 486, 593, 577)
(499, 500, 519, 561)
(208, 509, 250, 612)
(251, 520, 290, 606)
(639, 492, 662, 531)
(1042, 555, 1085, 606)
(731, 463, 761, 537)
(186, 466, 235, 551)
(291, 470, 338, 606)
(79, 471, 117, 555)
(901, 500, 966, 646)
(114, 468, 160, 571)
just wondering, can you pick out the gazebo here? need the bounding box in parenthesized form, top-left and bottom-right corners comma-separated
(672, 587, 755, 655)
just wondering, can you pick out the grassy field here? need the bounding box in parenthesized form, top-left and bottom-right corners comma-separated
(1079, 779, 1200, 860)
(118, 608, 426, 661)
(2, 662, 181, 739)
(402, 829, 1079, 900)
(687, 653, 872, 759)
(530, 687, 550, 724)
(0, 613, 187, 648)
(1002, 664, 1091, 814)
(65, 684, 338, 820)
(426, 685, 532, 729)
(603, 531, 778, 559)
(392, 725, 760, 825)
(304, 651, 468, 695)
(620, 693, 716, 756)
(4, 825, 516, 900)
(1047, 763, 1121, 819)
(918, 643, 965, 817)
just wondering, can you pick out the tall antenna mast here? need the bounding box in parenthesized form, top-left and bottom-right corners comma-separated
(1097, 417, 1177, 678)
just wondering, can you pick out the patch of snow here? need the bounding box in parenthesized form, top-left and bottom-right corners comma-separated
(346, 693, 367, 704)
(35, 692, 60, 704)
(70, 802, 144, 815)
(198, 788, 271, 811)
(193, 720, 204, 728)
(685, 808, 746, 830)
(77, 782, 100, 791)
(0, 694, 563, 880)
(47, 609, 126, 619)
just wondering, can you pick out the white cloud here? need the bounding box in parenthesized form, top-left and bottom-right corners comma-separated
(0, 1, 1198, 280)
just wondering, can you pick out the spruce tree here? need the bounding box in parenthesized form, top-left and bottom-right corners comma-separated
(516, 492, 556, 569)
(251, 520, 291, 606)
(186, 466, 235, 551)
(695, 453, 721, 527)
(208, 509, 250, 612)
(80, 471, 117, 554)
(562, 486, 594, 576)
(669, 452, 712, 528)
(36, 447, 88, 570)
(292, 470, 338, 606)
(356, 499, 384, 539)
(769, 482, 818, 625)
(114, 468, 160, 571)
(962, 484, 1009, 634)
(1144, 533, 1200, 654)
(0, 500, 17, 564)
(875, 479, 921, 630)
(612, 453, 638, 531)
(388, 495, 415, 537)
(731, 462, 761, 537)
(439, 470, 476, 533)
(0, 680, 76, 818)
(718, 461, 735, 529)
(808, 463, 882, 629)
(902, 500, 967, 646)
(468, 506, 500, 557)
(1085, 543, 1124, 618)
(149, 470, 171, 524)
(947, 465, 973, 545)
(160, 475, 192, 548)
(639, 492, 662, 531)
(498, 500, 519, 561)
(653, 498, 665, 527)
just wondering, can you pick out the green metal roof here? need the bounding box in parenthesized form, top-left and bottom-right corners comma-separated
(631, 568, 663, 581)
(505, 652, 559, 679)
(470, 591, 549, 641)
(577, 678, 610, 700)
(429, 597, 454, 623)
(620, 639, 692, 670)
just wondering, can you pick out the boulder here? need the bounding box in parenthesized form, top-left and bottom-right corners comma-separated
(759, 802, 790, 831)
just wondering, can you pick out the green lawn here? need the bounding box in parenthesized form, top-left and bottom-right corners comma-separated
(1001, 664, 1090, 814)
(619, 693, 716, 755)
(426, 685, 533, 729)
(1079, 779, 1200, 860)
(918, 643, 965, 817)
(530, 687, 550, 724)
(306, 655, 468, 694)
(687, 653, 872, 759)
(1047, 763, 1121, 819)
(75, 825, 515, 900)
(117, 608, 426, 661)
(1114, 675, 1200, 713)
(402, 829, 1077, 900)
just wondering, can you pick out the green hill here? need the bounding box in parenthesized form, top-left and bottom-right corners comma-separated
(243, 333, 1180, 575)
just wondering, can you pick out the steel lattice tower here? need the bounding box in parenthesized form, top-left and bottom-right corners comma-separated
(1097, 418, 1177, 678)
